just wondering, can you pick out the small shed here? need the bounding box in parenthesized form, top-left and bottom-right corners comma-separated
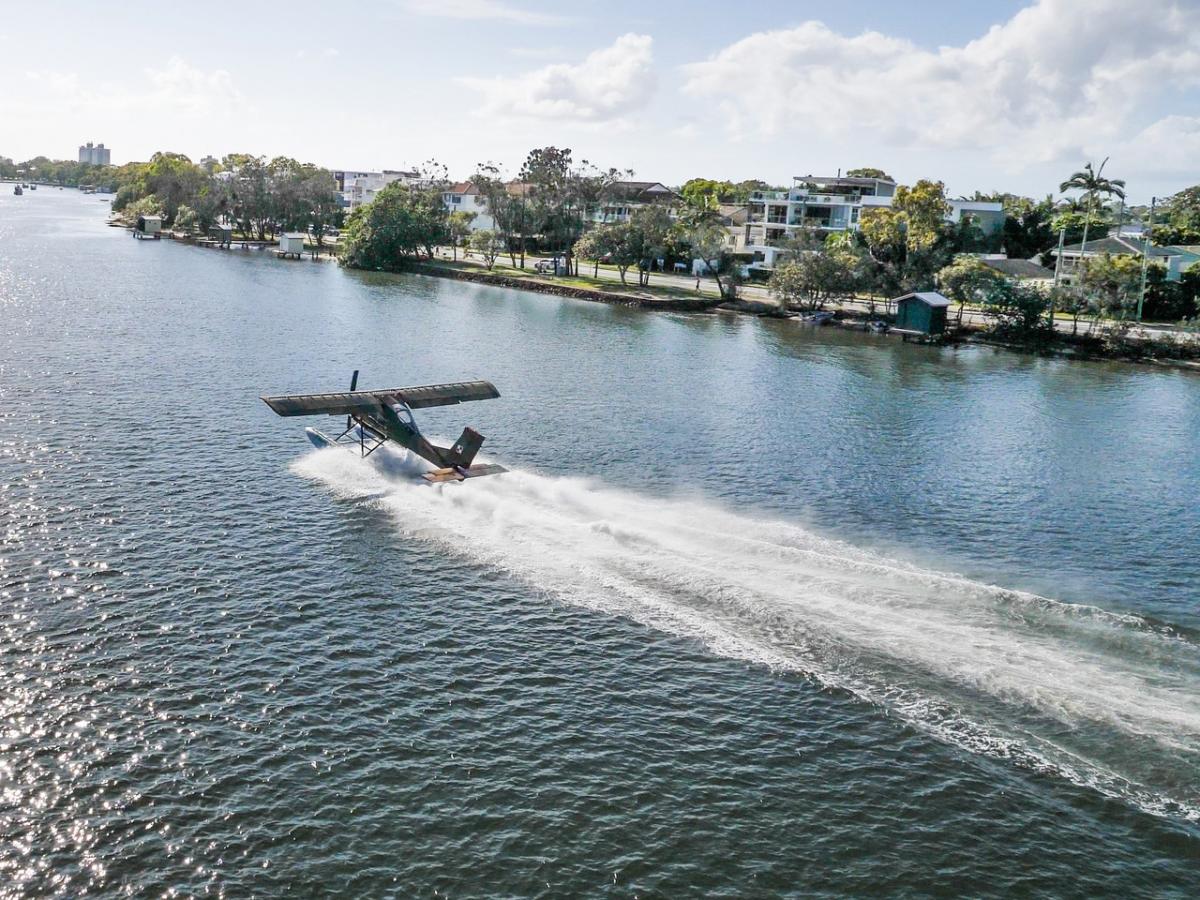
(209, 224, 233, 247)
(279, 232, 305, 258)
(135, 214, 162, 237)
(893, 291, 951, 336)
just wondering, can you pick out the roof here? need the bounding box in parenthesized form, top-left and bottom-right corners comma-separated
(611, 180, 674, 193)
(718, 203, 748, 224)
(793, 174, 897, 187)
(283, 232, 306, 239)
(605, 181, 680, 203)
(1061, 236, 1181, 257)
(1168, 246, 1200, 266)
(894, 291, 952, 308)
(446, 181, 479, 195)
(979, 258, 1054, 279)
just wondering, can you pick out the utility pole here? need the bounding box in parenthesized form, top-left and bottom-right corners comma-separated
(1137, 196, 1157, 322)
(1048, 227, 1067, 330)
(1052, 226, 1066, 284)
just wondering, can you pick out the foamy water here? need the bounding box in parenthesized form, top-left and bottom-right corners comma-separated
(295, 446, 1200, 823)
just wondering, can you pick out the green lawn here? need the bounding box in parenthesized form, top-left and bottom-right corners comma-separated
(427, 258, 723, 303)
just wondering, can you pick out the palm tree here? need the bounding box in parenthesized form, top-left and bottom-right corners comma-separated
(1059, 157, 1127, 265)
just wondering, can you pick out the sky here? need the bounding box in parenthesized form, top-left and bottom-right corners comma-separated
(1, 0, 1199, 201)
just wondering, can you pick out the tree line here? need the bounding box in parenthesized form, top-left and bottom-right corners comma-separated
(3, 151, 343, 244)
(336, 145, 753, 302)
(112, 153, 343, 244)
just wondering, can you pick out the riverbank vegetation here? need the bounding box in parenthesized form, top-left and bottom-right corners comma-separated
(3, 151, 342, 241)
(9, 144, 1199, 358)
(337, 146, 745, 304)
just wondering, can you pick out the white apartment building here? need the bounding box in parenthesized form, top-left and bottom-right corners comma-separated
(736, 174, 1003, 268)
(335, 169, 420, 209)
(441, 182, 495, 230)
(592, 181, 679, 223)
(78, 142, 111, 165)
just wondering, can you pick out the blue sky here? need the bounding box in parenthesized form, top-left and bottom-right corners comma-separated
(2, 0, 1198, 201)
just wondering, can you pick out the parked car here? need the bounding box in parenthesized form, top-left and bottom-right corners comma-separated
(534, 259, 557, 274)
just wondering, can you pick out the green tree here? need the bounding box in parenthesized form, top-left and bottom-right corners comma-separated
(628, 205, 673, 286)
(303, 170, 343, 248)
(936, 255, 1004, 325)
(473, 163, 526, 268)
(769, 252, 856, 311)
(174, 204, 199, 232)
(125, 195, 163, 220)
(225, 155, 271, 239)
(1153, 186, 1200, 244)
(1002, 195, 1057, 259)
(845, 167, 894, 182)
(338, 181, 446, 270)
(981, 279, 1051, 337)
(680, 178, 737, 208)
(894, 179, 951, 252)
(859, 207, 907, 295)
(572, 228, 608, 278)
(520, 146, 584, 273)
(143, 152, 207, 226)
(1059, 158, 1126, 269)
(1077, 253, 1151, 326)
(687, 222, 737, 300)
(447, 211, 476, 260)
(468, 229, 505, 269)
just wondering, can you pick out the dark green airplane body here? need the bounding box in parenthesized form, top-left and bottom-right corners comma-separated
(262, 371, 505, 483)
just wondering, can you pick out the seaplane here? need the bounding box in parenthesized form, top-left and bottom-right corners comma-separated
(261, 371, 506, 484)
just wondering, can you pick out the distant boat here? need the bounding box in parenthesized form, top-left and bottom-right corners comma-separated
(868, 320, 889, 333)
(29, 184, 37, 191)
(12, 185, 22, 195)
(802, 311, 834, 325)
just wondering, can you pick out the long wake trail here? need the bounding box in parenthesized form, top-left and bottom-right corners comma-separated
(294, 448, 1200, 823)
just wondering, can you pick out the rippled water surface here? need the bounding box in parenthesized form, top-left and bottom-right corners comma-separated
(2, 191, 1199, 897)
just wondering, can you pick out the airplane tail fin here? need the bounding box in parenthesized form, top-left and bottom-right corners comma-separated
(445, 427, 485, 468)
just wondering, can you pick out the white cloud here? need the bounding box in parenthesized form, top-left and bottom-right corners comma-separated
(682, 0, 1200, 168)
(1117, 115, 1200, 180)
(398, 0, 567, 25)
(508, 45, 569, 60)
(461, 33, 655, 122)
(142, 57, 243, 114)
(22, 56, 243, 117)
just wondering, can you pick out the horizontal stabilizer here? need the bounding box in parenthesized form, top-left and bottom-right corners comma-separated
(262, 380, 500, 417)
(422, 463, 508, 484)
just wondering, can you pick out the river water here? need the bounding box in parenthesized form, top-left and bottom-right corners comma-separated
(1, 189, 1198, 896)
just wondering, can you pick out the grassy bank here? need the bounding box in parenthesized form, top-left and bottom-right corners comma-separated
(409, 259, 723, 312)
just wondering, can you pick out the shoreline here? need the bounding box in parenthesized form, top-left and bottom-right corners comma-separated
(404, 261, 1200, 374)
(110, 218, 1200, 374)
(407, 262, 722, 313)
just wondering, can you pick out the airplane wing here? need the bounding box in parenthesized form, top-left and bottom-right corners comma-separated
(262, 380, 500, 417)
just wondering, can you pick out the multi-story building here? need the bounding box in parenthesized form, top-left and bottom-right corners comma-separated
(78, 142, 111, 165)
(441, 182, 495, 230)
(334, 169, 420, 209)
(440, 179, 679, 232)
(592, 181, 680, 223)
(735, 173, 1003, 269)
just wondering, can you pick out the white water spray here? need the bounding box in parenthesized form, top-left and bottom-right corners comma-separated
(294, 447, 1200, 822)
